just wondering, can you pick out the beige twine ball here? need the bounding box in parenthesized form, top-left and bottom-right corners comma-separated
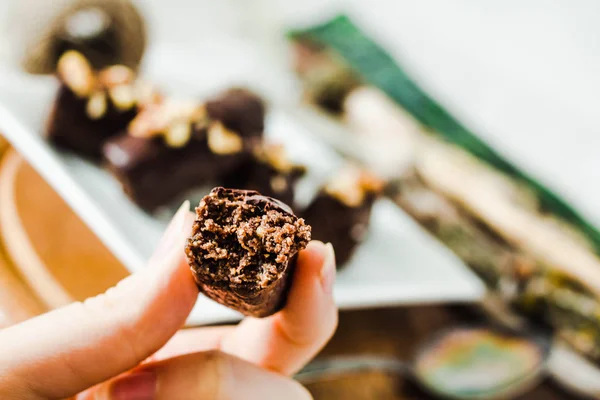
(7, 0, 147, 74)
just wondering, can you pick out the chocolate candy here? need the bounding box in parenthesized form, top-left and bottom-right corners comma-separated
(303, 166, 383, 267)
(185, 187, 311, 317)
(223, 143, 306, 207)
(46, 50, 157, 160)
(103, 89, 266, 212)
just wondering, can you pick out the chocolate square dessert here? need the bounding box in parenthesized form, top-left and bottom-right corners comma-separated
(223, 143, 306, 207)
(46, 50, 158, 160)
(185, 187, 311, 317)
(303, 166, 383, 267)
(103, 89, 266, 212)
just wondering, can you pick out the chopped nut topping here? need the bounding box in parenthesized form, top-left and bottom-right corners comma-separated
(325, 166, 384, 207)
(254, 143, 294, 172)
(128, 98, 204, 148)
(270, 175, 288, 193)
(134, 81, 162, 106)
(165, 121, 192, 148)
(128, 107, 159, 139)
(86, 91, 107, 119)
(98, 65, 135, 87)
(192, 105, 210, 129)
(109, 85, 136, 111)
(57, 50, 95, 97)
(207, 122, 243, 155)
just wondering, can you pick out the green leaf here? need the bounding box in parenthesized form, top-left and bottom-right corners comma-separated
(289, 15, 600, 255)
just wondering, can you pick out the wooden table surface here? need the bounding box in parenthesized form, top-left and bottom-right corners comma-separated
(0, 137, 585, 399)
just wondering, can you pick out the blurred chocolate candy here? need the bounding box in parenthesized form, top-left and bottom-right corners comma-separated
(8, 0, 147, 74)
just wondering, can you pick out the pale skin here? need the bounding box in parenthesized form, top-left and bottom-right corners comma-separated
(0, 203, 338, 399)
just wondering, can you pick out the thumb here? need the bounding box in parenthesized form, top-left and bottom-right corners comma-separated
(86, 351, 312, 400)
(0, 202, 198, 400)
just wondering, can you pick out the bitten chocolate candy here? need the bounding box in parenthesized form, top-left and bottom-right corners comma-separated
(185, 187, 311, 317)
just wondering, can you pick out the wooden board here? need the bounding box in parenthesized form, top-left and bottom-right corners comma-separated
(0, 140, 46, 326)
(0, 149, 128, 309)
(0, 136, 8, 154)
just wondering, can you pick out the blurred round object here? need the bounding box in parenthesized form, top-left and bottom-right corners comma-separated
(7, 0, 147, 74)
(413, 326, 549, 399)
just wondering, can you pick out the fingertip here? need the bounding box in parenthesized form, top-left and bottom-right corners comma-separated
(294, 240, 336, 294)
(184, 210, 196, 236)
(319, 243, 336, 296)
(150, 201, 191, 267)
(296, 241, 328, 276)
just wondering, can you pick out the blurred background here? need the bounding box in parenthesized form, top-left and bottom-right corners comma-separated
(0, 1, 599, 399)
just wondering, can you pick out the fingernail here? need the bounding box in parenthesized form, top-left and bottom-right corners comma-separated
(154, 200, 190, 258)
(171, 200, 191, 236)
(109, 371, 156, 400)
(320, 243, 336, 295)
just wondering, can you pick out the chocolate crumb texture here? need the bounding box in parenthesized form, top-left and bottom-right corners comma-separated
(185, 187, 311, 317)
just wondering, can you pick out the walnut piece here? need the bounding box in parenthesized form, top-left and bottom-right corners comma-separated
(165, 121, 192, 148)
(325, 166, 383, 207)
(207, 122, 243, 155)
(128, 99, 199, 139)
(109, 85, 136, 111)
(86, 91, 107, 119)
(134, 81, 162, 106)
(57, 50, 95, 98)
(254, 143, 294, 172)
(98, 65, 135, 87)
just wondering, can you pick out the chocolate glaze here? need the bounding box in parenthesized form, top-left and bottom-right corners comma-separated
(205, 88, 265, 138)
(47, 85, 137, 160)
(104, 131, 253, 212)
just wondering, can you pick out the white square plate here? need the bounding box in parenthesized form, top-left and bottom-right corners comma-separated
(0, 40, 484, 325)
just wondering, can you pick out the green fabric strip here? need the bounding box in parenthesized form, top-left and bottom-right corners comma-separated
(288, 15, 600, 255)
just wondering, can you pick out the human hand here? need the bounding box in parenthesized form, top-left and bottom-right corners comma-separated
(0, 202, 338, 399)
